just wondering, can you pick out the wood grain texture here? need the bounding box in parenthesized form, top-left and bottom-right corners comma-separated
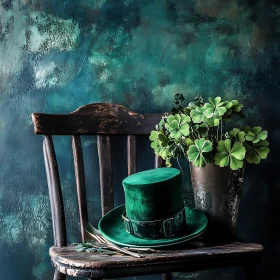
(155, 155, 165, 168)
(72, 135, 88, 242)
(49, 242, 264, 279)
(32, 103, 162, 135)
(44, 136, 67, 246)
(97, 135, 114, 216)
(43, 140, 57, 244)
(127, 135, 136, 175)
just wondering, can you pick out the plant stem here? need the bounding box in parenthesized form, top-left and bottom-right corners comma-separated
(176, 158, 184, 175)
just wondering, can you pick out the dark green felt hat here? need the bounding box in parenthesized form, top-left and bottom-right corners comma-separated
(98, 167, 208, 248)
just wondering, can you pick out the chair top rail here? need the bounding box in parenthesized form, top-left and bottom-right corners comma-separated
(32, 103, 162, 135)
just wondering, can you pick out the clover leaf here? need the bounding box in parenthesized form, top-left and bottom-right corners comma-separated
(149, 130, 168, 156)
(149, 130, 159, 141)
(244, 140, 270, 164)
(214, 139, 246, 170)
(158, 146, 171, 161)
(229, 128, 245, 142)
(187, 138, 213, 167)
(149, 130, 159, 149)
(186, 137, 194, 147)
(190, 107, 207, 123)
(240, 126, 251, 133)
(231, 100, 243, 113)
(204, 97, 232, 118)
(165, 114, 190, 140)
(245, 126, 268, 144)
(205, 115, 221, 127)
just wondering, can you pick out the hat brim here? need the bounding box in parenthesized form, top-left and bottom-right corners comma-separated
(98, 205, 208, 248)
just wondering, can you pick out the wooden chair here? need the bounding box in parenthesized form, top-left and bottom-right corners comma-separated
(32, 103, 264, 280)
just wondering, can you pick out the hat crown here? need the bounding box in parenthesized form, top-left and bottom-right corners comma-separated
(122, 168, 184, 222)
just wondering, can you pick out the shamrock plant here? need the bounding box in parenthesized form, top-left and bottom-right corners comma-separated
(187, 139, 213, 167)
(149, 94, 269, 170)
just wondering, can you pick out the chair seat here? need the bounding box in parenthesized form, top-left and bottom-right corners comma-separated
(50, 242, 264, 279)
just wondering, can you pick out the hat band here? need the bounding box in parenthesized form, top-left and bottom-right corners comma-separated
(121, 208, 187, 239)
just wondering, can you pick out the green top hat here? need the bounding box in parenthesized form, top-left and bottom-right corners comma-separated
(98, 167, 208, 248)
(122, 167, 187, 238)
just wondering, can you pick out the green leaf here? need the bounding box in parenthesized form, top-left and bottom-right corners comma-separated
(214, 140, 245, 170)
(167, 115, 175, 124)
(181, 114, 191, 124)
(231, 142, 246, 160)
(174, 114, 181, 122)
(204, 97, 228, 118)
(150, 140, 158, 149)
(216, 107, 227, 116)
(214, 152, 229, 167)
(229, 128, 245, 142)
(206, 116, 221, 127)
(241, 126, 251, 133)
(257, 130, 268, 141)
(230, 157, 244, 170)
(251, 126, 262, 135)
(190, 107, 206, 123)
(246, 150, 261, 164)
(224, 101, 233, 109)
(186, 138, 194, 147)
(245, 126, 268, 143)
(159, 147, 170, 160)
(180, 123, 190, 136)
(187, 138, 213, 167)
(231, 100, 243, 113)
(158, 133, 168, 147)
(166, 114, 190, 139)
(169, 120, 179, 131)
(245, 140, 269, 164)
(217, 139, 231, 153)
(187, 145, 200, 162)
(149, 130, 159, 141)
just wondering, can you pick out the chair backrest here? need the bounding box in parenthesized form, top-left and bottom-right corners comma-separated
(32, 103, 164, 246)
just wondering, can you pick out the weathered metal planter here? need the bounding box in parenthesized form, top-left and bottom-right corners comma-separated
(190, 163, 244, 240)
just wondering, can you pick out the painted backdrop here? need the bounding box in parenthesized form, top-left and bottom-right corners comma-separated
(0, 0, 279, 279)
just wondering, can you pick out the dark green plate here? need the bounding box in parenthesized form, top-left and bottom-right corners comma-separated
(98, 205, 208, 248)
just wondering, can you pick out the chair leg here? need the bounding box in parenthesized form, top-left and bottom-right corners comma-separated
(162, 272, 173, 280)
(245, 265, 256, 280)
(54, 269, 66, 280)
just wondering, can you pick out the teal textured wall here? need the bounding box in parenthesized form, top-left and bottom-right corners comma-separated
(0, 0, 279, 279)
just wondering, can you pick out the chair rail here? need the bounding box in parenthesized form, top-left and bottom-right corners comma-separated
(32, 103, 162, 135)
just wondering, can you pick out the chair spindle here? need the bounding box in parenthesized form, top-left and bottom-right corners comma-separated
(44, 135, 67, 246)
(155, 155, 165, 168)
(127, 135, 137, 175)
(72, 135, 88, 242)
(97, 135, 114, 216)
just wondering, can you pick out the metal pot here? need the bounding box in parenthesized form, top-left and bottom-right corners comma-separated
(190, 163, 244, 240)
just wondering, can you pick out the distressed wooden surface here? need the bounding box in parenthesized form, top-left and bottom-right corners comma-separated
(34, 103, 264, 280)
(50, 242, 264, 278)
(127, 135, 137, 175)
(97, 135, 114, 216)
(72, 135, 88, 242)
(32, 103, 162, 135)
(43, 136, 67, 246)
